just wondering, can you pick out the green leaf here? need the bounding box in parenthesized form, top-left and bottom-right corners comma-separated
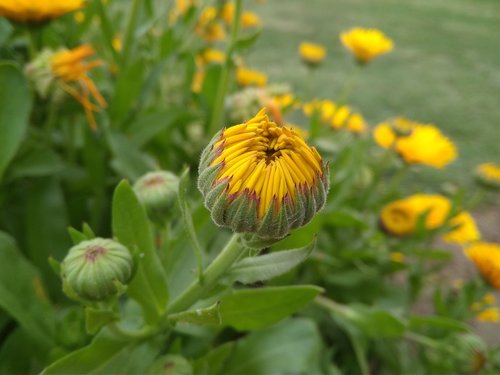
(107, 130, 156, 181)
(85, 307, 119, 334)
(109, 60, 145, 124)
(222, 318, 323, 375)
(67, 227, 88, 245)
(0, 62, 31, 180)
(168, 302, 221, 326)
(0, 231, 55, 347)
(178, 168, 204, 281)
(41, 329, 161, 375)
(112, 180, 169, 323)
(333, 304, 406, 339)
(234, 30, 261, 51)
(25, 177, 71, 296)
(193, 342, 235, 375)
(219, 285, 323, 330)
(226, 240, 315, 284)
(409, 315, 468, 333)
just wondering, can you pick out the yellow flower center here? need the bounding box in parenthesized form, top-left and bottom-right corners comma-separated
(211, 109, 324, 218)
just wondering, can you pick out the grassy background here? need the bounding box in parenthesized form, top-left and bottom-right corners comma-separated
(246, 0, 500, 188)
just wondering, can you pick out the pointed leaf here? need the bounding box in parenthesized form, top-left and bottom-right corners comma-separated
(219, 285, 323, 331)
(0, 62, 31, 180)
(112, 180, 169, 323)
(168, 302, 221, 326)
(226, 239, 315, 284)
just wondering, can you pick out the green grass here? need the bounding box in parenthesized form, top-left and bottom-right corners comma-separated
(246, 0, 500, 187)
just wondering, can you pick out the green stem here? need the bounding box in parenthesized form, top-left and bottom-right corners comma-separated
(122, 0, 142, 63)
(107, 322, 155, 340)
(337, 65, 361, 105)
(167, 233, 243, 314)
(208, 0, 242, 134)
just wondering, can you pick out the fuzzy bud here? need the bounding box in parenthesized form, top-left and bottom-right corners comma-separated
(61, 238, 133, 301)
(133, 171, 180, 224)
(198, 108, 329, 241)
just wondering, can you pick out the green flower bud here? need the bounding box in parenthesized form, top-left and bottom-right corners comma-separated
(147, 355, 193, 375)
(133, 171, 180, 224)
(24, 49, 57, 98)
(198, 108, 329, 241)
(61, 238, 133, 301)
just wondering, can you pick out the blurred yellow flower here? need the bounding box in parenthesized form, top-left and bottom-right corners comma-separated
(169, 0, 196, 23)
(51, 45, 107, 130)
(373, 123, 396, 148)
(74, 10, 85, 23)
(236, 67, 267, 87)
(112, 35, 122, 52)
(273, 93, 294, 109)
(390, 251, 405, 263)
(465, 242, 500, 289)
(476, 307, 500, 323)
(476, 162, 500, 189)
(222, 3, 260, 28)
(0, 0, 84, 22)
(345, 113, 367, 134)
(340, 27, 394, 63)
(483, 293, 496, 305)
(396, 125, 457, 168)
(380, 194, 451, 236)
(331, 105, 351, 129)
(200, 48, 225, 64)
(299, 42, 327, 67)
(443, 211, 480, 244)
(196, 6, 226, 42)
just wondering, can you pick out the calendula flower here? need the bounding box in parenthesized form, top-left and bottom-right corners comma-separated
(0, 0, 83, 23)
(74, 10, 85, 23)
(112, 34, 122, 52)
(236, 67, 267, 87)
(299, 42, 327, 67)
(476, 307, 500, 323)
(340, 27, 394, 63)
(200, 48, 225, 64)
(476, 162, 500, 189)
(51, 44, 107, 130)
(198, 108, 329, 239)
(331, 105, 351, 129)
(196, 6, 226, 42)
(395, 125, 457, 168)
(303, 100, 336, 123)
(191, 49, 225, 93)
(443, 211, 480, 244)
(380, 194, 451, 236)
(390, 251, 405, 263)
(465, 242, 500, 289)
(222, 2, 261, 28)
(169, 0, 196, 23)
(345, 113, 367, 134)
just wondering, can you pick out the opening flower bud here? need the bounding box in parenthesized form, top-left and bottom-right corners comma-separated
(198, 108, 329, 240)
(61, 238, 133, 301)
(133, 171, 180, 224)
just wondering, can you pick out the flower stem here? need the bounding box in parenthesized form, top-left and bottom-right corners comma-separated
(337, 64, 361, 105)
(208, 0, 242, 135)
(122, 0, 142, 63)
(166, 233, 244, 314)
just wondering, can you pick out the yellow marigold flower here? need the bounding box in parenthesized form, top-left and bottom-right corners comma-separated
(380, 194, 451, 236)
(345, 113, 367, 134)
(112, 35, 122, 52)
(198, 108, 329, 239)
(236, 67, 267, 87)
(476, 307, 500, 323)
(196, 6, 226, 42)
(241, 11, 261, 28)
(465, 242, 500, 289)
(443, 211, 480, 244)
(299, 42, 327, 67)
(200, 48, 225, 64)
(273, 93, 294, 109)
(0, 0, 84, 23)
(74, 10, 85, 24)
(340, 27, 394, 63)
(476, 162, 500, 189)
(303, 100, 336, 123)
(483, 293, 496, 305)
(390, 251, 405, 263)
(373, 123, 396, 148)
(331, 105, 351, 129)
(51, 45, 107, 130)
(191, 69, 204, 93)
(395, 125, 457, 168)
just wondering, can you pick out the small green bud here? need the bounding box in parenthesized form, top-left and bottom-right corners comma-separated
(61, 238, 133, 301)
(147, 355, 193, 375)
(133, 171, 180, 224)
